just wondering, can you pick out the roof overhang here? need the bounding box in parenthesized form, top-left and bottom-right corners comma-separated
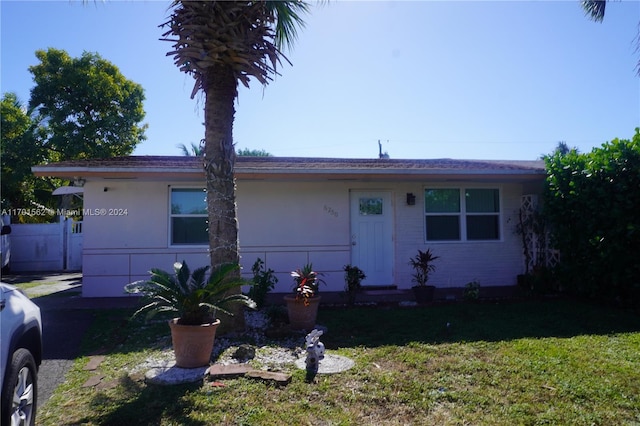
(52, 186, 85, 195)
(32, 156, 547, 184)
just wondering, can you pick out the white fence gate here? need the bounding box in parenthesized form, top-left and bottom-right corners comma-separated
(9, 218, 83, 272)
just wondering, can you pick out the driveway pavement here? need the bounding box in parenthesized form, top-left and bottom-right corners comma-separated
(2, 272, 138, 408)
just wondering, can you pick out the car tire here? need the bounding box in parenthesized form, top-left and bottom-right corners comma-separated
(1, 348, 38, 426)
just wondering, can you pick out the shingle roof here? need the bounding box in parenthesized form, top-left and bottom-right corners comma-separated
(32, 155, 546, 181)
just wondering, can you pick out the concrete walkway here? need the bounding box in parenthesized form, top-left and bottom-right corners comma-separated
(2, 271, 83, 297)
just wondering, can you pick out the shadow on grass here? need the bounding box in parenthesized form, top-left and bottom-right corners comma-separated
(78, 375, 206, 426)
(318, 299, 640, 349)
(75, 298, 640, 357)
(2, 271, 82, 285)
(80, 309, 169, 356)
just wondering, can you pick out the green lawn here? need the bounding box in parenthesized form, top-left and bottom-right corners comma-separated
(38, 299, 640, 425)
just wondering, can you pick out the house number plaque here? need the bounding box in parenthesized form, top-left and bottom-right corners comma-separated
(323, 205, 339, 218)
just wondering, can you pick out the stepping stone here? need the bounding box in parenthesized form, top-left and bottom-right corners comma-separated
(205, 364, 253, 379)
(294, 354, 355, 374)
(245, 370, 291, 386)
(82, 374, 104, 388)
(84, 355, 106, 371)
(96, 378, 119, 390)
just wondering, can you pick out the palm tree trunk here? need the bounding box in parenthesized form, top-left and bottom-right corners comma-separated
(203, 65, 244, 332)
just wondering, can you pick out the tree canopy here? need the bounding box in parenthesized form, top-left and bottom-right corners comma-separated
(0, 93, 46, 211)
(2, 48, 147, 220)
(28, 48, 147, 160)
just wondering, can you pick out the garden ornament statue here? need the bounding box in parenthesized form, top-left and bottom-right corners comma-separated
(305, 329, 325, 375)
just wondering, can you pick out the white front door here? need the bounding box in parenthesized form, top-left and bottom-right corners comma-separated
(350, 191, 393, 286)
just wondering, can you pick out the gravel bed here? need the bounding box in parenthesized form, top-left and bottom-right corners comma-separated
(134, 310, 308, 373)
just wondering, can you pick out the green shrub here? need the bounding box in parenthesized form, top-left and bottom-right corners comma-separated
(543, 128, 640, 306)
(463, 280, 481, 301)
(247, 258, 278, 309)
(343, 264, 366, 306)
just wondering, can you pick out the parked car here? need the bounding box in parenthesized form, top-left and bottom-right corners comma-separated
(1, 224, 10, 274)
(0, 283, 42, 426)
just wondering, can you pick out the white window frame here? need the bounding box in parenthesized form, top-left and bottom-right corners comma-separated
(168, 186, 208, 247)
(424, 186, 502, 243)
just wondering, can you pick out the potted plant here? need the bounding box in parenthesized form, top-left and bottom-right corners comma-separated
(463, 279, 481, 301)
(343, 264, 366, 306)
(284, 263, 324, 331)
(409, 248, 440, 303)
(125, 261, 256, 368)
(246, 257, 278, 309)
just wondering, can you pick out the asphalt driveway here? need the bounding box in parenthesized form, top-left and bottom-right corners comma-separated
(2, 272, 138, 408)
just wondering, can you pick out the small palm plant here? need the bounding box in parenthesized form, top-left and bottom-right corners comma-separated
(125, 261, 256, 325)
(409, 248, 440, 287)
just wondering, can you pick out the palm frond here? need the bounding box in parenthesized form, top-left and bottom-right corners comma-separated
(190, 265, 210, 290)
(176, 142, 190, 156)
(124, 260, 255, 324)
(582, 0, 606, 22)
(176, 142, 204, 156)
(161, 1, 310, 98)
(265, 1, 310, 50)
(219, 293, 258, 310)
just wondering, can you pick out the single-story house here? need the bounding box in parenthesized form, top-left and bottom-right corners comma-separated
(33, 156, 546, 298)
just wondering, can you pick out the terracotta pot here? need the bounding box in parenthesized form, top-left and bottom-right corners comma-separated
(284, 295, 321, 331)
(168, 318, 220, 368)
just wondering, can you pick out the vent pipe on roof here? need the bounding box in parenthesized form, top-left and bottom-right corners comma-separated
(378, 140, 390, 159)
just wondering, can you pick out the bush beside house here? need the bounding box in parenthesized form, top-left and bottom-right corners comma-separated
(544, 128, 640, 307)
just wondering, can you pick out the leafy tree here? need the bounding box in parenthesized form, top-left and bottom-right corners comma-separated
(177, 141, 204, 156)
(0, 93, 60, 220)
(236, 148, 273, 157)
(161, 1, 310, 330)
(1, 93, 41, 210)
(582, 0, 640, 76)
(28, 48, 147, 160)
(543, 128, 640, 306)
(3, 49, 147, 221)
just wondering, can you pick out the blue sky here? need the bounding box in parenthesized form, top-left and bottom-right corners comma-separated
(2, 0, 639, 160)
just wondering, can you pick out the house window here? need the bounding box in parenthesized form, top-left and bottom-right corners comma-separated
(465, 189, 500, 240)
(425, 189, 460, 240)
(425, 188, 500, 241)
(170, 188, 208, 245)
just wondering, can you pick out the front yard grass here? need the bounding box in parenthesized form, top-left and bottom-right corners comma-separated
(38, 299, 640, 425)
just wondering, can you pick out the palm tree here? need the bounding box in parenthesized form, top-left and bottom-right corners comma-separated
(161, 1, 310, 330)
(581, 0, 640, 76)
(176, 141, 204, 156)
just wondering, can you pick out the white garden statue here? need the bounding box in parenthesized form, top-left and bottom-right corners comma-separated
(305, 329, 325, 374)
